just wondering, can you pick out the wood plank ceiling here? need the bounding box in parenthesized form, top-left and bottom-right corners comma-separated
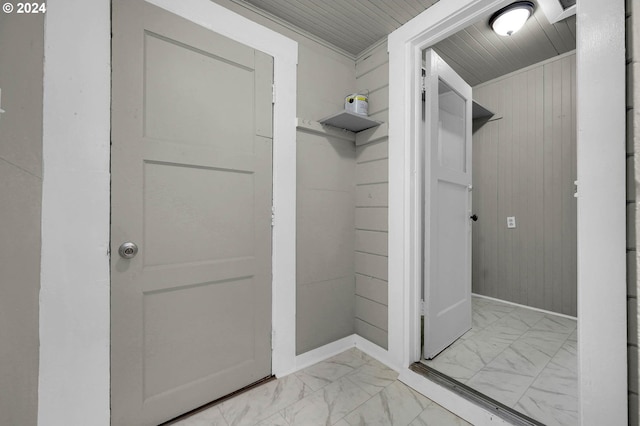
(238, 0, 575, 86)
(239, 0, 440, 56)
(433, 6, 576, 86)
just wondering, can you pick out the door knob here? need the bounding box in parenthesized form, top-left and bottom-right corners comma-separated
(470, 214, 478, 221)
(118, 242, 138, 259)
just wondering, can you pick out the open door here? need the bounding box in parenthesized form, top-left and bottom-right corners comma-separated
(423, 49, 473, 360)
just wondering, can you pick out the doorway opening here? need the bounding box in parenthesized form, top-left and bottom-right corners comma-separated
(415, 6, 578, 425)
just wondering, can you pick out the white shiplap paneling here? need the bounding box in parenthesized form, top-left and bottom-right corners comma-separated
(472, 53, 577, 316)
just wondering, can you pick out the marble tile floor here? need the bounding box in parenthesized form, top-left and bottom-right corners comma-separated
(423, 296, 578, 426)
(173, 348, 471, 426)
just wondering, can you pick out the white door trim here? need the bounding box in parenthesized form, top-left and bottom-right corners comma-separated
(39, 0, 298, 424)
(388, 0, 627, 424)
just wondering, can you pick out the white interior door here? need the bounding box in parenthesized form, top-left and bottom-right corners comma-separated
(423, 49, 473, 360)
(110, 2, 274, 424)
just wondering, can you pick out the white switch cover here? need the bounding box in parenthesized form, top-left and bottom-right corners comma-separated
(507, 216, 516, 228)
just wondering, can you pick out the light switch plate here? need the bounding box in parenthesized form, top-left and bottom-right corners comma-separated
(507, 216, 516, 228)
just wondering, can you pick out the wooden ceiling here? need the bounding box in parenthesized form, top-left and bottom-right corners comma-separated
(240, 0, 439, 56)
(433, 7, 576, 86)
(237, 0, 576, 86)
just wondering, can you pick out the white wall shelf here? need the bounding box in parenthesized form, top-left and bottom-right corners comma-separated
(319, 110, 382, 132)
(472, 100, 494, 120)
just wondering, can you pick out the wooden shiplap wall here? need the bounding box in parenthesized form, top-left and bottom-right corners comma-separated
(297, 131, 356, 355)
(472, 52, 577, 316)
(354, 43, 390, 349)
(626, 1, 639, 423)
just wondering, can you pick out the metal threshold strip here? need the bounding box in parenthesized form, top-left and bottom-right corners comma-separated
(409, 362, 545, 426)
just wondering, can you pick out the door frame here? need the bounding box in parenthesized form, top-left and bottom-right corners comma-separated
(388, 0, 627, 424)
(39, 0, 298, 424)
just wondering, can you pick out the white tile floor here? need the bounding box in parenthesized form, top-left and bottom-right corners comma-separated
(424, 296, 578, 426)
(174, 348, 470, 426)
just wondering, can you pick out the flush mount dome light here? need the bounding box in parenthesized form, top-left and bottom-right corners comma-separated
(490, 1, 535, 36)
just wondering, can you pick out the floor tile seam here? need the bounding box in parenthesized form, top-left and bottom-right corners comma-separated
(344, 368, 398, 398)
(219, 403, 234, 426)
(468, 359, 541, 385)
(432, 335, 504, 377)
(509, 325, 567, 361)
(550, 331, 575, 359)
(531, 333, 575, 371)
(406, 407, 427, 426)
(511, 377, 548, 412)
(483, 358, 540, 376)
(526, 365, 577, 396)
(501, 340, 552, 374)
(333, 391, 385, 426)
(514, 353, 563, 406)
(217, 406, 232, 426)
(522, 312, 548, 330)
(463, 361, 490, 385)
(343, 369, 371, 393)
(464, 366, 537, 409)
(295, 367, 351, 392)
(335, 381, 388, 426)
(505, 376, 539, 409)
(277, 401, 298, 426)
(273, 375, 335, 424)
(276, 388, 321, 426)
(472, 343, 507, 374)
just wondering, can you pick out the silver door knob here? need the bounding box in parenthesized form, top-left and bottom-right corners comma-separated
(118, 242, 138, 259)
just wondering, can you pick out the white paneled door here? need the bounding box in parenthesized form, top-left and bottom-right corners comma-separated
(110, 1, 274, 424)
(423, 49, 473, 360)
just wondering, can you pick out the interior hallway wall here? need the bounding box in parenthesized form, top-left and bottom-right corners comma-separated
(0, 11, 44, 426)
(626, 0, 640, 423)
(472, 53, 577, 316)
(354, 42, 390, 349)
(210, 0, 357, 355)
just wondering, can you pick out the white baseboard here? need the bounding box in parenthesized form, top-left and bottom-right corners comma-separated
(283, 335, 357, 376)
(353, 335, 400, 372)
(280, 334, 399, 377)
(398, 369, 511, 426)
(472, 293, 578, 320)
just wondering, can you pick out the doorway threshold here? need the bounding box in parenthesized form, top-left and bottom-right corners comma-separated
(160, 375, 276, 425)
(409, 363, 544, 426)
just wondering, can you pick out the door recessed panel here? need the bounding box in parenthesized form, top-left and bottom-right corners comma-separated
(433, 180, 469, 313)
(143, 277, 255, 399)
(143, 162, 255, 267)
(144, 33, 254, 151)
(438, 79, 466, 173)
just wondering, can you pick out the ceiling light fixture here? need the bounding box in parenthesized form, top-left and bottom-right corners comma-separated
(489, 1, 535, 36)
